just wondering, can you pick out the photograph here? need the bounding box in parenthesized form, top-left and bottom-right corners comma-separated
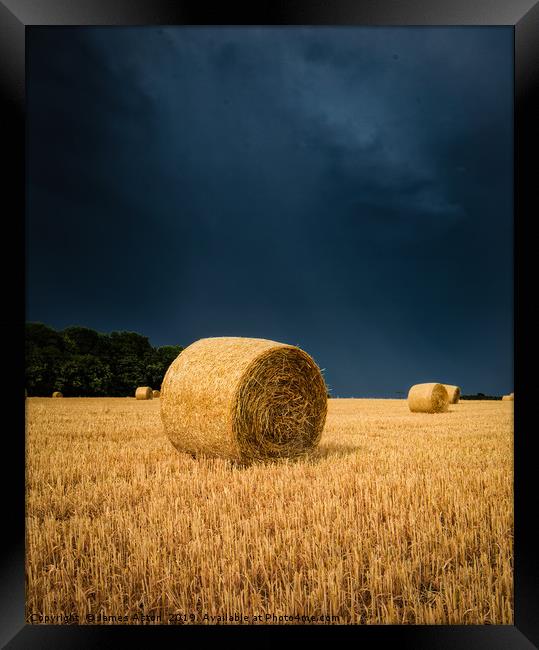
(24, 24, 514, 627)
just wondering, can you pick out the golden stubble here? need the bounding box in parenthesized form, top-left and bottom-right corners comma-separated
(26, 397, 513, 625)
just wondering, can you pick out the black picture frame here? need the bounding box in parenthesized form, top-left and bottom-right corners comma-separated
(2, 1, 536, 647)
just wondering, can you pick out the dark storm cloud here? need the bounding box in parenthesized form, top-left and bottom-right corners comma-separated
(27, 27, 513, 395)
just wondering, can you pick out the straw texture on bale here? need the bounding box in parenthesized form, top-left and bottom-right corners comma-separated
(443, 384, 461, 404)
(408, 383, 449, 413)
(152, 390, 161, 398)
(502, 395, 514, 401)
(135, 386, 153, 400)
(51, 391, 63, 398)
(160, 337, 328, 461)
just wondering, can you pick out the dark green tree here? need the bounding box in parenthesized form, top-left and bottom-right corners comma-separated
(62, 326, 110, 357)
(146, 345, 183, 389)
(57, 355, 112, 396)
(25, 323, 66, 395)
(108, 331, 155, 396)
(25, 323, 183, 397)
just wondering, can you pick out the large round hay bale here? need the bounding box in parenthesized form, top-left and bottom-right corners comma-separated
(161, 337, 328, 461)
(502, 394, 514, 401)
(443, 384, 461, 404)
(407, 383, 449, 413)
(52, 391, 63, 398)
(152, 390, 161, 398)
(135, 386, 153, 400)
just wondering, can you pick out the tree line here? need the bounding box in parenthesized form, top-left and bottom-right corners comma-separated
(25, 322, 183, 397)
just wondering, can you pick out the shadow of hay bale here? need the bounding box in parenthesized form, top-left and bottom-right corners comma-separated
(180, 442, 360, 469)
(306, 443, 364, 463)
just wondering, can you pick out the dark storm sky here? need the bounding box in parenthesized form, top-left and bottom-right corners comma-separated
(26, 27, 513, 396)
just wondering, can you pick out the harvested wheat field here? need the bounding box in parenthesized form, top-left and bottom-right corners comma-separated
(25, 397, 513, 625)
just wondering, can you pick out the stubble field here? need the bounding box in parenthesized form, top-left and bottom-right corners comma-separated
(26, 397, 513, 625)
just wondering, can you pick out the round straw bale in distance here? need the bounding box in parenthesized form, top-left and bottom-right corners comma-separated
(502, 394, 514, 401)
(408, 383, 449, 413)
(160, 337, 328, 461)
(52, 391, 63, 398)
(152, 390, 161, 398)
(135, 386, 153, 400)
(443, 384, 461, 404)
